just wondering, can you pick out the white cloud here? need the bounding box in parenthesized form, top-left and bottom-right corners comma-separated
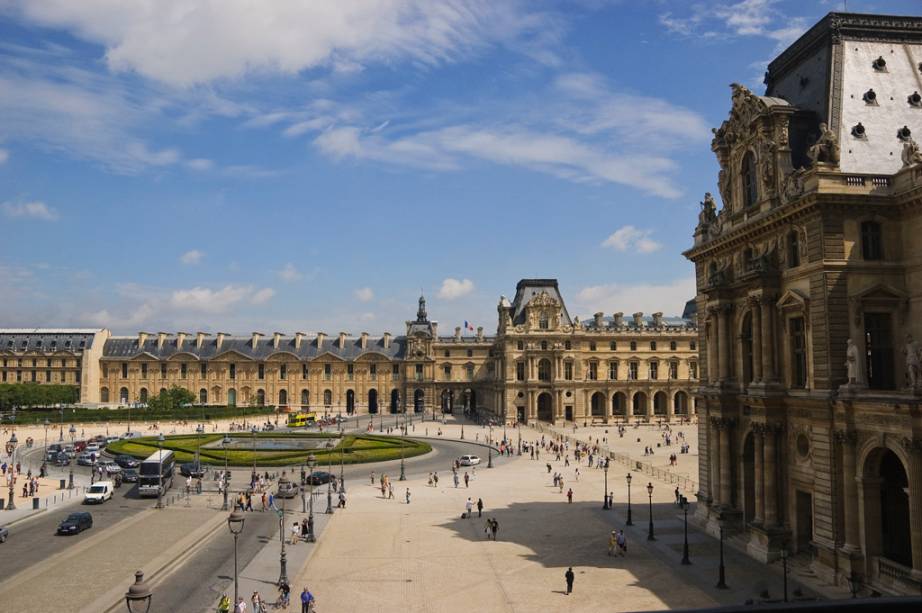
(169, 285, 256, 313)
(659, 0, 807, 51)
(438, 278, 475, 300)
(250, 288, 275, 304)
(9, 1, 551, 87)
(179, 249, 204, 265)
(0, 148, 8, 164)
(601, 226, 662, 254)
(354, 287, 374, 303)
(575, 277, 696, 318)
(186, 158, 213, 171)
(1, 200, 59, 221)
(278, 263, 302, 282)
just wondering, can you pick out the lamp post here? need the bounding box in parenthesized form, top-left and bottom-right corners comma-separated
(68, 424, 76, 489)
(517, 427, 521, 455)
(460, 419, 464, 440)
(487, 424, 493, 468)
(601, 458, 610, 509)
(716, 526, 728, 589)
(155, 433, 165, 509)
(227, 510, 246, 606)
(277, 478, 289, 586)
(127, 401, 132, 435)
(325, 442, 333, 514)
(42, 418, 49, 476)
(399, 427, 406, 481)
(194, 424, 204, 468)
(7, 433, 18, 511)
(625, 473, 633, 525)
(781, 546, 789, 602)
(251, 426, 258, 482)
(221, 434, 230, 511)
(306, 454, 316, 542)
(59, 407, 64, 441)
(124, 570, 152, 613)
(339, 436, 346, 494)
(646, 482, 655, 541)
(680, 495, 691, 565)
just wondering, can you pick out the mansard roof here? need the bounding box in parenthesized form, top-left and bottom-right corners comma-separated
(510, 279, 572, 326)
(0, 329, 102, 353)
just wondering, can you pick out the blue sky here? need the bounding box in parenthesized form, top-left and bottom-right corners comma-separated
(0, 0, 916, 336)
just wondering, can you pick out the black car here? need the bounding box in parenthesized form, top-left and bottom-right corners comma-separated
(114, 455, 140, 469)
(57, 512, 93, 535)
(122, 468, 139, 483)
(306, 471, 333, 485)
(54, 452, 70, 467)
(179, 462, 205, 478)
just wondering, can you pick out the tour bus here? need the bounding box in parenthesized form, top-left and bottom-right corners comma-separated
(138, 449, 175, 498)
(287, 412, 317, 428)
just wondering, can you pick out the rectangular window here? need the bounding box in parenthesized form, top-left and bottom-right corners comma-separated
(588, 362, 598, 381)
(516, 340, 524, 350)
(160, 363, 167, 378)
(608, 362, 618, 380)
(324, 364, 332, 380)
(690, 340, 697, 351)
(347, 364, 354, 380)
(31, 370, 37, 382)
(302, 364, 308, 379)
(689, 362, 698, 379)
(370, 363, 377, 380)
(103, 365, 108, 378)
(415, 364, 423, 381)
(280, 364, 287, 380)
(45, 370, 51, 382)
(589, 342, 597, 351)
(609, 341, 617, 351)
(564, 362, 573, 381)
(864, 312, 894, 390)
(466, 364, 474, 380)
(121, 363, 128, 378)
(790, 317, 808, 388)
(861, 221, 882, 261)
(630, 341, 637, 351)
(75, 370, 80, 383)
(539, 316, 549, 330)
(257, 364, 265, 380)
(628, 361, 638, 380)
(467, 349, 473, 357)
(669, 361, 678, 380)
(229, 363, 236, 380)
(650, 341, 657, 351)
(444, 350, 450, 357)
(181, 363, 188, 379)
(201, 362, 207, 377)
(16, 371, 22, 382)
(392, 364, 399, 380)
(564, 341, 571, 350)
(516, 362, 526, 381)
(141, 363, 148, 378)
(649, 362, 658, 380)
(670, 341, 677, 351)
(443, 365, 451, 378)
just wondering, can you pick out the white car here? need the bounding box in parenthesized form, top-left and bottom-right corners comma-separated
(84, 481, 114, 504)
(84, 444, 100, 454)
(459, 455, 481, 466)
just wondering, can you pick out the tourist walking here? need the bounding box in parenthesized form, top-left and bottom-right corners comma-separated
(617, 529, 627, 556)
(476, 498, 483, 517)
(405, 488, 411, 504)
(300, 587, 315, 613)
(565, 567, 575, 595)
(465, 497, 473, 518)
(567, 488, 573, 503)
(608, 531, 617, 556)
(490, 518, 498, 540)
(464, 472, 469, 487)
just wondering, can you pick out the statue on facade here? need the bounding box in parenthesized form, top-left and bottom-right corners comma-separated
(698, 192, 718, 226)
(845, 338, 866, 387)
(807, 123, 840, 167)
(904, 335, 921, 389)
(901, 137, 922, 167)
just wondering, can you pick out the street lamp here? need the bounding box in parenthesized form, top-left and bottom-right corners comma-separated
(399, 429, 406, 481)
(194, 424, 204, 468)
(716, 526, 728, 589)
(221, 434, 231, 511)
(42, 418, 49, 477)
(306, 454, 316, 542)
(680, 495, 691, 565)
(227, 510, 246, 606)
(646, 482, 655, 541)
(59, 407, 64, 441)
(68, 424, 76, 489)
(625, 473, 633, 525)
(277, 477, 289, 586)
(487, 424, 493, 468)
(251, 426, 258, 482)
(155, 433, 165, 509)
(7, 433, 17, 511)
(339, 437, 346, 494)
(325, 441, 333, 514)
(124, 570, 152, 613)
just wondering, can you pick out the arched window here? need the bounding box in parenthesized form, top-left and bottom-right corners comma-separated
(256, 389, 265, 406)
(228, 388, 237, 406)
(119, 387, 129, 404)
(539, 315, 549, 330)
(323, 389, 332, 406)
(300, 389, 309, 406)
(278, 389, 287, 406)
(540, 341, 547, 351)
(861, 221, 882, 260)
(537, 359, 552, 381)
(742, 151, 758, 208)
(100, 387, 109, 403)
(200, 388, 208, 404)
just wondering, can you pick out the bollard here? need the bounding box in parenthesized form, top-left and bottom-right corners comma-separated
(32, 497, 39, 510)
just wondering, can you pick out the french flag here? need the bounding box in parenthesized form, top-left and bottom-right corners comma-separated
(464, 320, 475, 331)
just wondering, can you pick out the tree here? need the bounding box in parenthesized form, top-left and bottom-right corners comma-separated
(145, 386, 196, 412)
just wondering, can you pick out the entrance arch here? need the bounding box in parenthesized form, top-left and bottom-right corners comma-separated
(612, 392, 627, 416)
(413, 388, 424, 413)
(441, 389, 454, 413)
(390, 389, 399, 414)
(347, 389, 356, 414)
(673, 391, 688, 415)
(278, 389, 287, 406)
(367, 389, 377, 414)
(227, 388, 236, 406)
(632, 392, 647, 416)
(653, 391, 667, 416)
(537, 392, 553, 422)
(590, 392, 605, 418)
(300, 389, 309, 408)
(862, 447, 912, 568)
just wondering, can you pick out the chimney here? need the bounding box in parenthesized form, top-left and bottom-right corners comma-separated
(316, 332, 326, 348)
(216, 332, 227, 351)
(454, 326, 462, 341)
(652, 312, 664, 328)
(383, 332, 391, 349)
(633, 312, 644, 328)
(431, 321, 438, 338)
(157, 332, 168, 350)
(294, 332, 305, 350)
(196, 332, 209, 349)
(273, 332, 282, 349)
(594, 312, 604, 328)
(176, 332, 190, 349)
(613, 312, 624, 328)
(251, 332, 263, 349)
(360, 332, 368, 350)
(338, 332, 347, 349)
(477, 326, 484, 341)
(138, 332, 150, 347)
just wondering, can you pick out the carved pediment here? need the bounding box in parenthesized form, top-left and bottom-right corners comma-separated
(527, 290, 558, 308)
(776, 289, 809, 311)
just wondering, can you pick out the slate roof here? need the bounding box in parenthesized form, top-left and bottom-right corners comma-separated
(510, 279, 573, 326)
(578, 314, 696, 331)
(103, 336, 406, 361)
(0, 329, 101, 353)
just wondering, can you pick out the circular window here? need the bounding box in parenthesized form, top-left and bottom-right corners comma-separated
(863, 89, 877, 104)
(851, 122, 866, 138)
(517, 392, 524, 398)
(565, 391, 572, 398)
(796, 433, 810, 458)
(898, 125, 912, 141)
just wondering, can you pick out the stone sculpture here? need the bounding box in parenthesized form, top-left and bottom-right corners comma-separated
(807, 123, 840, 167)
(845, 338, 866, 386)
(904, 335, 921, 389)
(901, 138, 922, 167)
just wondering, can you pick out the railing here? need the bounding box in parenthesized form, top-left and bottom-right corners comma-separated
(878, 556, 913, 582)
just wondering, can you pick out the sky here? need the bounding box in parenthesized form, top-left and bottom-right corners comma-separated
(0, 0, 916, 337)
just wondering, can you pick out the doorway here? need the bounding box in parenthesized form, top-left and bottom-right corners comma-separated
(795, 490, 813, 554)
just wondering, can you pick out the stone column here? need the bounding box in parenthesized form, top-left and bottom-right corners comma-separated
(717, 305, 731, 382)
(903, 438, 922, 574)
(707, 308, 719, 384)
(838, 430, 861, 552)
(751, 299, 763, 382)
(719, 418, 732, 507)
(763, 425, 778, 526)
(760, 298, 776, 382)
(754, 425, 765, 524)
(710, 418, 721, 505)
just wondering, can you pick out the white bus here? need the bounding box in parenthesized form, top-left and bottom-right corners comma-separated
(138, 449, 175, 498)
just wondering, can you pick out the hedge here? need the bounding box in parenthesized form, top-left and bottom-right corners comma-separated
(4, 404, 279, 425)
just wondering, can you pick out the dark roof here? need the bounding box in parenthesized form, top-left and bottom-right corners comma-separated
(0, 329, 99, 353)
(510, 279, 572, 326)
(103, 336, 406, 360)
(579, 314, 696, 331)
(682, 299, 697, 321)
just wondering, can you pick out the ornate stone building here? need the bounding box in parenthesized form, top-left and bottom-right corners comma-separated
(685, 12, 922, 596)
(0, 279, 697, 425)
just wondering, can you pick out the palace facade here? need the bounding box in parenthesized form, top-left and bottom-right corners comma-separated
(0, 279, 697, 425)
(684, 12, 922, 596)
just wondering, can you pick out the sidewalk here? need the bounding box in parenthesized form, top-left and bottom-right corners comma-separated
(1, 469, 93, 526)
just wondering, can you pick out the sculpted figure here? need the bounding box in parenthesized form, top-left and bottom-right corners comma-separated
(845, 338, 866, 386)
(904, 335, 921, 388)
(807, 123, 840, 166)
(698, 192, 718, 226)
(901, 138, 922, 167)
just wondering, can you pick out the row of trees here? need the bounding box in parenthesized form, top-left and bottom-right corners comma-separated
(145, 386, 197, 412)
(0, 384, 80, 410)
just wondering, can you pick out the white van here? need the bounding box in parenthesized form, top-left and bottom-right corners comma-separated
(84, 481, 114, 504)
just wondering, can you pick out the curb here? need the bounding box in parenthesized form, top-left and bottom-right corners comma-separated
(4, 507, 47, 527)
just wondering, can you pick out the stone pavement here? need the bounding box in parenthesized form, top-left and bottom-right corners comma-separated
(0, 469, 93, 526)
(288, 421, 849, 612)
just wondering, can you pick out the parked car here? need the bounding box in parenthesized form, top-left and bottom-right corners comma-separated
(74, 440, 87, 453)
(276, 480, 300, 498)
(114, 455, 140, 469)
(179, 462, 205, 478)
(84, 443, 100, 454)
(76, 453, 97, 467)
(306, 471, 333, 485)
(122, 468, 139, 483)
(105, 436, 120, 445)
(54, 452, 70, 467)
(0, 525, 8, 543)
(57, 512, 93, 535)
(63, 445, 76, 458)
(458, 455, 481, 466)
(84, 481, 113, 504)
(99, 461, 121, 474)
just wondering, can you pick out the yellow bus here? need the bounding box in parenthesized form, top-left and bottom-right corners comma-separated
(287, 412, 316, 428)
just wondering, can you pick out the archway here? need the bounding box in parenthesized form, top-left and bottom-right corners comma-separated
(347, 389, 356, 414)
(323, 389, 332, 407)
(413, 388, 424, 413)
(632, 392, 647, 416)
(201, 388, 209, 404)
(228, 388, 237, 406)
(653, 391, 668, 416)
(100, 387, 109, 403)
(590, 392, 605, 418)
(673, 391, 688, 415)
(390, 389, 399, 414)
(300, 389, 309, 408)
(119, 387, 129, 404)
(863, 447, 912, 568)
(537, 392, 553, 422)
(278, 389, 287, 406)
(441, 389, 454, 413)
(612, 392, 627, 416)
(256, 389, 265, 406)
(368, 389, 377, 414)
(139, 388, 148, 404)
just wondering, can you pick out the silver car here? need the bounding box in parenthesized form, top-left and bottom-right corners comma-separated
(275, 480, 300, 499)
(0, 525, 8, 543)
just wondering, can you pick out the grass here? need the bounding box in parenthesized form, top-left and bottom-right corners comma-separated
(105, 432, 431, 467)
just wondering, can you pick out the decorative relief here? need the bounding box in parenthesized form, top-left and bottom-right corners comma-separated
(807, 122, 840, 168)
(901, 437, 922, 454)
(834, 429, 858, 446)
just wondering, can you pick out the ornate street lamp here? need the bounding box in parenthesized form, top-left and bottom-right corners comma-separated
(487, 424, 493, 468)
(276, 477, 289, 586)
(155, 433, 165, 509)
(625, 473, 633, 525)
(68, 424, 76, 489)
(325, 441, 334, 514)
(251, 426, 258, 482)
(42, 418, 49, 476)
(716, 526, 728, 589)
(124, 570, 152, 613)
(602, 458, 609, 509)
(227, 510, 246, 606)
(306, 454, 316, 542)
(7, 433, 18, 511)
(646, 482, 655, 541)
(221, 434, 231, 511)
(680, 495, 691, 565)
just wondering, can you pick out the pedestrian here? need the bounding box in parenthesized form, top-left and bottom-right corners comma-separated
(464, 472, 469, 488)
(251, 591, 262, 613)
(476, 497, 483, 517)
(608, 530, 617, 556)
(675, 486, 680, 505)
(370, 471, 375, 485)
(567, 488, 573, 503)
(559, 478, 564, 493)
(617, 529, 627, 556)
(453, 473, 459, 488)
(388, 483, 394, 499)
(301, 518, 308, 540)
(234, 596, 247, 613)
(546, 463, 552, 474)
(300, 587, 315, 613)
(465, 497, 473, 518)
(291, 521, 300, 544)
(428, 472, 433, 487)
(490, 518, 498, 540)
(405, 488, 411, 504)
(217, 592, 231, 613)
(565, 567, 575, 595)
(433, 472, 439, 486)
(339, 491, 346, 508)
(484, 518, 492, 539)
